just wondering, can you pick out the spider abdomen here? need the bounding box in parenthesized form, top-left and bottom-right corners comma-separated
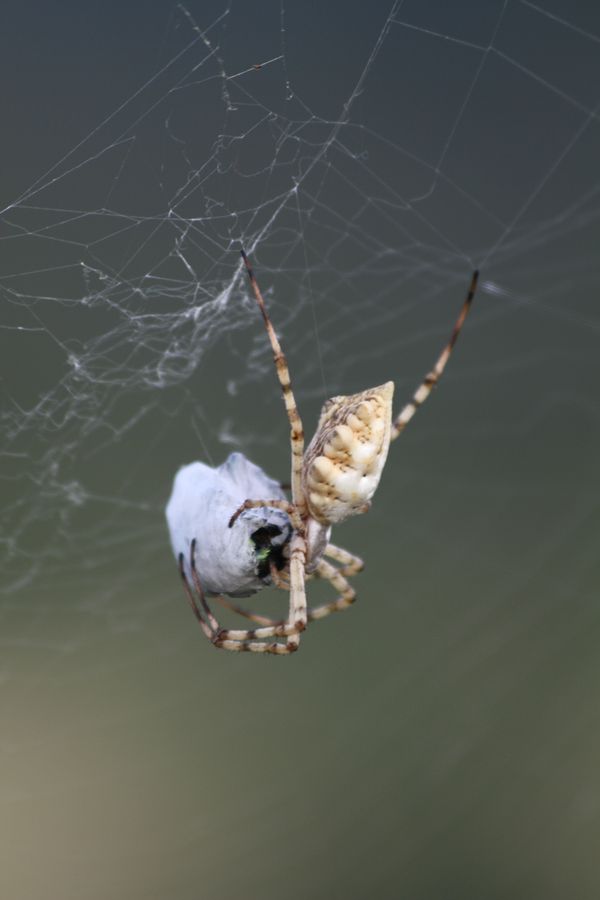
(303, 381, 394, 524)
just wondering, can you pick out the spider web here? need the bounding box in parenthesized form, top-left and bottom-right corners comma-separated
(1, 1, 599, 898)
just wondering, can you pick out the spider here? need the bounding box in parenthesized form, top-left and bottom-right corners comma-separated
(177, 251, 478, 654)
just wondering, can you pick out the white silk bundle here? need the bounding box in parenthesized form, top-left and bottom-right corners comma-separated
(165, 452, 292, 597)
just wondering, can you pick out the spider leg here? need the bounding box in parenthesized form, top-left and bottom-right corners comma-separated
(205, 594, 305, 653)
(212, 546, 346, 635)
(240, 249, 306, 512)
(211, 559, 295, 625)
(221, 534, 308, 655)
(307, 558, 356, 621)
(324, 543, 364, 576)
(271, 560, 320, 588)
(215, 593, 285, 627)
(269, 559, 291, 591)
(228, 498, 303, 532)
(180, 536, 307, 655)
(391, 270, 478, 441)
(286, 532, 308, 651)
(189, 538, 220, 633)
(213, 602, 306, 650)
(178, 548, 216, 641)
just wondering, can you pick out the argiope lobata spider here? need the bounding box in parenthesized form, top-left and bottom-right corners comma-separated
(177, 252, 478, 655)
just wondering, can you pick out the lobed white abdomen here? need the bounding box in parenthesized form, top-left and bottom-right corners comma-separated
(303, 381, 394, 525)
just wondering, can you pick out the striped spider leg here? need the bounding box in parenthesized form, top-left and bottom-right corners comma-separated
(390, 270, 479, 440)
(214, 249, 312, 653)
(176, 247, 315, 655)
(179, 538, 304, 655)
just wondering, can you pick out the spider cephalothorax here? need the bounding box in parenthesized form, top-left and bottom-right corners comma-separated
(172, 252, 478, 655)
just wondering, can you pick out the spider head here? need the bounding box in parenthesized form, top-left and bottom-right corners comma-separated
(303, 381, 394, 525)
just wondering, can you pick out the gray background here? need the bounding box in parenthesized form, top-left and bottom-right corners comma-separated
(1, 1, 599, 898)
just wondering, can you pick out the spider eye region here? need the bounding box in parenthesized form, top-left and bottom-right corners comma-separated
(304, 381, 394, 525)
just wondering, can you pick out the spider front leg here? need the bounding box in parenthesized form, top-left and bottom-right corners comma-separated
(241, 249, 307, 515)
(180, 538, 306, 654)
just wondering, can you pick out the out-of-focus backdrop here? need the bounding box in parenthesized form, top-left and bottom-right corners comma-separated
(1, 1, 599, 898)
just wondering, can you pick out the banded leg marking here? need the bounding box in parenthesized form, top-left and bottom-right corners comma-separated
(241, 249, 306, 513)
(324, 543, 364, 576)
(308, 559, 357, 621)
(391, 270, 478, 441)
(179, 539, 305, 655)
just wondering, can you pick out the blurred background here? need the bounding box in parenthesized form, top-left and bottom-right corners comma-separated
(1, 1, 599, 897)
